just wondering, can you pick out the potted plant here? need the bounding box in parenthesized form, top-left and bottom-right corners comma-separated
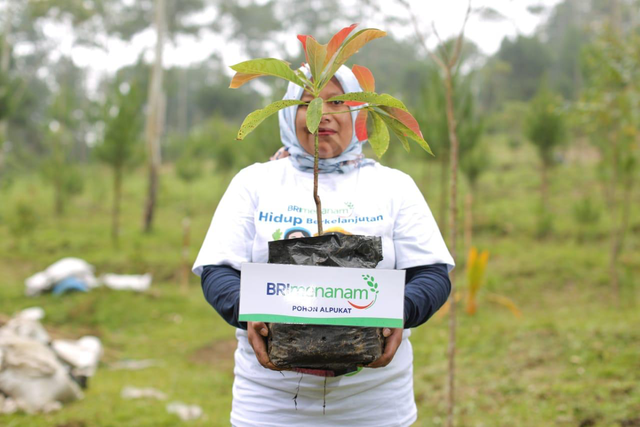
(230, 24, 432, 374)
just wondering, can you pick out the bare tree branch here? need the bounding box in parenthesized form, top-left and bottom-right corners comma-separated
(449, 1, 472, 68)
(431, 22, 451, 65)
(397, 0, 447, 69)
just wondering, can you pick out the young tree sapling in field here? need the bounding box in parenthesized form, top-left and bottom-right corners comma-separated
(525, 83, 566, 236)
(95, 81, 144, 244)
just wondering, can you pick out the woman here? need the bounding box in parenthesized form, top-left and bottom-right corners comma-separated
(193, 65, 454, 426)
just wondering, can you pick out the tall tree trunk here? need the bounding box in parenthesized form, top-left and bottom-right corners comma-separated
(444, 67, 459, 427)
(142, 0, 166, 233)
(112, 166, 122, 245)
(541, 161, 549, 214)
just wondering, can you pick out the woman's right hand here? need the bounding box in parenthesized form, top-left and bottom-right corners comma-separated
(247, 321, 282, 371)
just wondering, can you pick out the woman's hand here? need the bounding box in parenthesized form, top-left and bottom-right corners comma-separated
(247, 321, 282, 371)
(367, 328, 403, 368)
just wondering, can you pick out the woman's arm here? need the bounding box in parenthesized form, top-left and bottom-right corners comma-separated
(403, 263, 451, 328)
(201, 264, 246, 329)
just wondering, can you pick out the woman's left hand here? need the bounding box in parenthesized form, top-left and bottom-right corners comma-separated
(367, 328, 403, 368)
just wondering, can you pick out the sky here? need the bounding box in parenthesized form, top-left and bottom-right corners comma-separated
(30, 0, 563, 90)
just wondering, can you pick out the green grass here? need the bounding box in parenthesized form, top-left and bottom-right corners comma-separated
(0, 136, 639, 426)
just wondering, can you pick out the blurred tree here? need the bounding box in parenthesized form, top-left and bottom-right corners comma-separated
(39, 118, 82, 216)
(480, 35, 551, 111)
(100, 0, 208, 232)
(163, 57, 262, 136)
(579, 18, 639, 297)
(94, 79, 144, 243)
(216, 0, 283, 58)
(525, 83, 567, 236)
(456, 77, 486, 253)
(418, 48, 485, 243)
(48, 57, 95, 162)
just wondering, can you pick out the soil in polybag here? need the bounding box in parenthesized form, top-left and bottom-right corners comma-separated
(267, 234, 384, 374)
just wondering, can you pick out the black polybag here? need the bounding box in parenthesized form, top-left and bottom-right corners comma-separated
(266, 234, 385, 374)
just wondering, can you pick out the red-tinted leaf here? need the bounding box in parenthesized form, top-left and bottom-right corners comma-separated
(352, 64, 375, 92)
(229, 72, 261, 89)
(324, 23, 358, 67)
(345, 101, 366, 106)
(336, 29, 386, 67)
(355, 109, 368, 141)
(386, 107, 423, 138)
(297, 34, 308, 50)
(297, 35, 311, 65)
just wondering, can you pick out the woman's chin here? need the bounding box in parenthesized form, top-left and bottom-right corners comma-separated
(301, 140, 343, 159)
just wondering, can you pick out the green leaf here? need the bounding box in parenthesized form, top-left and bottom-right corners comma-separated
(237, 100, 307, 140)
(326, 92, 408, 110)
(369, 112, 390, 158)
(380, 114, 410, 152)
(230, 58, 305, 88)
(376, 108, 433, 155)
(306, 97, 324, 134)
(305, 37, 327, 83)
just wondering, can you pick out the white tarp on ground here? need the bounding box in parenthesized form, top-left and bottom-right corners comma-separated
(166, 402, 204, 421)
(24, 258, 152, 296)
(0, 308, 102, 414)
(0, 335, 84, 414)
(51, 337, 102, 378)
(100, 273, 152, 292)
(24, 258, 99, 297)
(0, 307, 49, 344)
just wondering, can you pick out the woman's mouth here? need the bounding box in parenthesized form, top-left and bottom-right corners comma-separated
(317, 128, 337, 135)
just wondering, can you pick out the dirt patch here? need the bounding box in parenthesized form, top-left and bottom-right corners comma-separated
(189, 339, 236, 371)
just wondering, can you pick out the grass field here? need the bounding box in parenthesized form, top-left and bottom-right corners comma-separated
(0, 137, 638, 426)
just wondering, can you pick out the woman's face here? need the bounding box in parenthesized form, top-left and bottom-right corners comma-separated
(295, 78, 353, 159)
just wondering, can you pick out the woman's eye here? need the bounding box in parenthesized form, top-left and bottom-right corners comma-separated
(330, 100, 345, 106)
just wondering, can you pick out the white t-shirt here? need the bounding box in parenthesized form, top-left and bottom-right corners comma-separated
(193, 158, 454, 427)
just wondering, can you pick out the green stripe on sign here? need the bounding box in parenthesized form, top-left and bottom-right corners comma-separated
(238, 314, 403, 328)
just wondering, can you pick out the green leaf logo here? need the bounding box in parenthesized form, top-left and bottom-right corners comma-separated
(362, 274, 380, 295)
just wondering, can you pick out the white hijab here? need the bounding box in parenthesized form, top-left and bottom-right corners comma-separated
(277, 65, 376, 174)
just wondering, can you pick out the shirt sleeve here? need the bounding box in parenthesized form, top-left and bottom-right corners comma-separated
(392, 173, 455, 271)
(403, 264, 451, 328)
(192, 167, 257, 276)
(200, 264, 247, 329)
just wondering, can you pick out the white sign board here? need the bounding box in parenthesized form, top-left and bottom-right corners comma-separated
(239, 263, 405, 328)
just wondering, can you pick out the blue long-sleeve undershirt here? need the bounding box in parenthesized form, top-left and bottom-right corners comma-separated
(200, 263, 451, 329)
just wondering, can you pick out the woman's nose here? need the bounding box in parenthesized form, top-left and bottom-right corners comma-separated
(320, 102, 332, 120)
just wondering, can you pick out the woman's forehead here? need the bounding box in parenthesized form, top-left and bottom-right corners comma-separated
(301, 77, 345, 99)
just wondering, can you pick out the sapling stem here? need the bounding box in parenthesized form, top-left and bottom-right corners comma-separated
(313, 131, 323, 235)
